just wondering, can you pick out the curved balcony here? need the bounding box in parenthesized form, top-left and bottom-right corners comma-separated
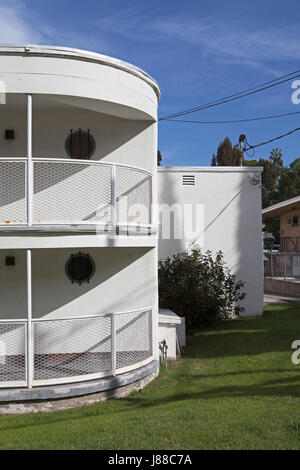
(0, 158, 152, 230)
(0, 307, 153, 388)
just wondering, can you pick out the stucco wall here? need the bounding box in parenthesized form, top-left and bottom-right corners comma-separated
(0, 49, 159, 120)
(157, 167, 263, 317)
(0, 104, 157, 174)
(0, 247, 157, 320)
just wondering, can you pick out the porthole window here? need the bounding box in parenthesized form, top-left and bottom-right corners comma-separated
(65, 129, 96, 159)
(65, 252, 95, 285)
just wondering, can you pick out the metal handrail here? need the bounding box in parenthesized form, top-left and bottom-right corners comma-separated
(0, 156, 152, 177)
(0, 306, 153, 323)
(0, 157, 153, 228)
(0, 306, 153, 388)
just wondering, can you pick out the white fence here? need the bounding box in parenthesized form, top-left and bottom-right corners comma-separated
(0, 308, 153, 388)
(0, 158, 152, 227)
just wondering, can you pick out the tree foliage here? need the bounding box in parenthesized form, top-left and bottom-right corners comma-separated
(211, 137, 243, 166)
(158, 246, 245, 328)
(157, 149, 162, 166)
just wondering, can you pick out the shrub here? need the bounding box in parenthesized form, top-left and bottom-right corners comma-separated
(158, 245, 245, 328)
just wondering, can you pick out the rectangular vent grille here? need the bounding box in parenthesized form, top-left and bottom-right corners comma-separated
(182, 175, 195, 186)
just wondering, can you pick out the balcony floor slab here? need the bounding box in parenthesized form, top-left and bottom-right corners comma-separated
(0, 360, 159, 414)
(0, 231, 158, 249)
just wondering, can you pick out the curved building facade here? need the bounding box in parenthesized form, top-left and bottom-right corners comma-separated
(0, 46, 160, 400)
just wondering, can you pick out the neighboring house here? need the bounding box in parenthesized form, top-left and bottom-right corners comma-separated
(262, 196, 300, 252)
(262, 197, 300, 295)
(158, 167, 264, 317)
(0, 45, 264, 411)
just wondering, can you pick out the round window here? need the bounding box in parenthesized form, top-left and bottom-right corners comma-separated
(65, 129, 96, 159)
(65, 252, 95, 285)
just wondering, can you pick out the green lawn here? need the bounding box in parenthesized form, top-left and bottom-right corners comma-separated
(1, 303, 300, 449)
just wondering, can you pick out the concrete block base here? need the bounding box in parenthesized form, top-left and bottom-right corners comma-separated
(0, 361, 159, 415)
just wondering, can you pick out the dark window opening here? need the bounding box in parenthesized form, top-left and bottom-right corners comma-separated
(65, 252, 95, 285)
(65, 129, 96, 159)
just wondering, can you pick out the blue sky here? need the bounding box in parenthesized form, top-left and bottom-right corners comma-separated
(1, 0, 300, 166)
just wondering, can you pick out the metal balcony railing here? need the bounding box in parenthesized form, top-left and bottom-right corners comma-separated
(0, 307, 153, 388)
(0, 158, 152, 228)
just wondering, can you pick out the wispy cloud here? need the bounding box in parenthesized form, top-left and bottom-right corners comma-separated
(0, 2, 43, 44)
(0, 1, 112, 54)
(94, 11, 300, 69)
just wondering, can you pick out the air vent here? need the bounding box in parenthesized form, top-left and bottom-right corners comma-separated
(182, 175, 195, 186)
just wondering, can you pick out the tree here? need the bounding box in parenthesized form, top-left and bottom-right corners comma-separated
(244, 149, 284, 242)
(157, 149, 162, 166)
(277, 157, 300, 201)
(244, 149, 283, 208)
(211, 137, 243, 166)
(270, 148, 283, 173)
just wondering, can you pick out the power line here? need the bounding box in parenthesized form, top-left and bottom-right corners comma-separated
(162, 110, 300, 125)
(244, 127, 300, 151)
(159, 69, 300, 121)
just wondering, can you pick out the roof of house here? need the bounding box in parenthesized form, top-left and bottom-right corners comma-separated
(0, 44, 161, 99)
(158, 166, 263, 173)
(262, 196, 300, 218)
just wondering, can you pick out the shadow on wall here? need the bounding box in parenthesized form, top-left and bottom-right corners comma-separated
(34, 106, 153, 162)
(158, 171, 186, 257)
(0, 247, 155, 319)
(0, 100, 153, 207)
(32, 247, 154, 318)
(158, 170, 263, 316)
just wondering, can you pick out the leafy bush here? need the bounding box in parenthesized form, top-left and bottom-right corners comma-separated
(158, 246, 245, 328)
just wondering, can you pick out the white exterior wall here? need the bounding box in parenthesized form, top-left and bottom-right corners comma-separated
(0, 247, 156, 319)
(0, 105, 156, 173)
(158, 167, 263, 317)
(0, 47, 159, 120)
(0, 47, 160, 374)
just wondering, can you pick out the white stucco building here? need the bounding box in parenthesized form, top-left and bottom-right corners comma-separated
(158, 167, 263, 317)
(0, 45, 160, 402)
(0, 46, 263, 410)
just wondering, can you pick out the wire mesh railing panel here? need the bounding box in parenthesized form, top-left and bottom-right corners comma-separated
(115, 309, 152, 370)
(33, 316, 112, 380)
(0, 161, 26, 225)
(116, 166, 152, 225)
(0, 323, 26, 383)
(33, 160, 112, 224)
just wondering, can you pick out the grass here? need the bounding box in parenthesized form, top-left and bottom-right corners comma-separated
(1, 303, 300, 449)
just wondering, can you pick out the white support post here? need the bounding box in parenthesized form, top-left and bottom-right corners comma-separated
(27, 94, 33, 227)
(111, 313, 116, 376)
(27, 249, 33, 388)
(111, 164, 117, 229)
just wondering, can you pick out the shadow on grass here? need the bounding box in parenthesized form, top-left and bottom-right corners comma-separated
(1, 304, 300, 434)
(183, 303, 300, 359)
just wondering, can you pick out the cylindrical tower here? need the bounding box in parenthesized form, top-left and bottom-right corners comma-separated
(0, 45, 160, 411)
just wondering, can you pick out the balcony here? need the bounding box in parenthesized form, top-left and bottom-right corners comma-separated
(0, 158, 152, 230)
(0, 307, 153, 388)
